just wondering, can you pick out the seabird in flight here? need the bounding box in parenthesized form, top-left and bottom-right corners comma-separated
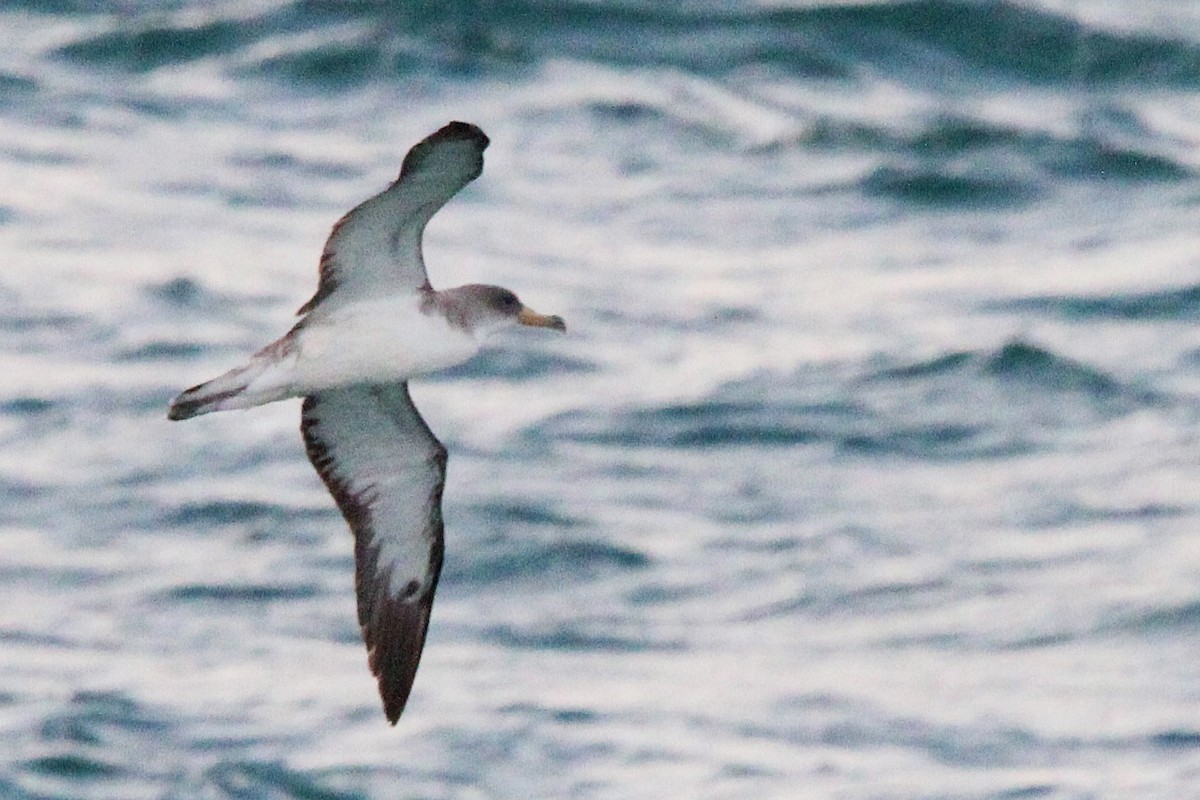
(167, 121, 566, 724)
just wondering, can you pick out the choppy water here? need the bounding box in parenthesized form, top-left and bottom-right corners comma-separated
(4, 1, 1200, 797)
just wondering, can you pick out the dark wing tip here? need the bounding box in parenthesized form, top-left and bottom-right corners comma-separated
(436, 121, 490, 149)
(366, 592, 437, 725)
(398, 121, 490, 181)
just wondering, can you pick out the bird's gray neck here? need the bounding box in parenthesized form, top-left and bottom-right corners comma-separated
(419, 284, 476, 334)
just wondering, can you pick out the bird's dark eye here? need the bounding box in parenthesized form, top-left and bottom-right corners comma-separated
(497, 291, 519, 310)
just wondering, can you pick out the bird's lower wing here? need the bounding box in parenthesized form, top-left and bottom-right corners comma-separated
(301, 383, 447, 724)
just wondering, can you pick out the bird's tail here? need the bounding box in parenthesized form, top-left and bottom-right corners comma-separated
(168, 339, 295, 421)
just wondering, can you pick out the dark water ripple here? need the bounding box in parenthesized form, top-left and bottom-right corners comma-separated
(161, 582, 323, 604)
(808, 117, 1192, 216)
(537, 399, 848, 450)
(38, 691, 170, 749)
(481, 623, 682, 653)
(1017, 498, 1187, 530)
(822, 1, 1200, 87)
(539, 339, 1151, 457)
(138, 278, 305, 329)
(225, 150, 363, 181)
(862, 165, 1041, 209)
(447, 538, 648, 589)
(0, 310, 92, 350)
(0, 397, 56, 415)
(1106, 599, 1200, 635)
(468, 500, 587, 528)
(56, 18, 256, 72)
(22, 753, 124, 779)
(741, 577, 952, 623)
(726, 694, 1050, 766)
(0, 73, 37, 97)
(200, 760, 363, 800)
(1152, 730, 1200, 749)
(1046, 138, 1191, 182)
(114, 340, 209, 361)
(995, 283, 1200, 320)
(968, 340, 1131, 399)
(18, 692, 359, 799)
(41, 0, 1200, 90)
(163, 499, 295, 528)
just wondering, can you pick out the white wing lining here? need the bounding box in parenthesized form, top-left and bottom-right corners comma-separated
(301, 382, 447, 724)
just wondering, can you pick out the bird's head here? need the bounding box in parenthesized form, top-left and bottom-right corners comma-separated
(443, 284, 566, 339)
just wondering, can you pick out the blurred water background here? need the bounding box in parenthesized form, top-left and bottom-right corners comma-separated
(3, 0, 1200, 797)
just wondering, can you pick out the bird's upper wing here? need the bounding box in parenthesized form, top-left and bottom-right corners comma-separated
(301, 383, 447, 724)
(298, 121, 490, 316)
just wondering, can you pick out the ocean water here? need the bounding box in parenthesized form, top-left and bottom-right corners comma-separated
(3, 0, 1200, 797)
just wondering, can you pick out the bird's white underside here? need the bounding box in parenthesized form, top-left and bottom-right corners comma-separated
(248, 293, 481, 402)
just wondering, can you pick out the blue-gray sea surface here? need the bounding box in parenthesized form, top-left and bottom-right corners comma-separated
(3, 1, 1200, 798)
